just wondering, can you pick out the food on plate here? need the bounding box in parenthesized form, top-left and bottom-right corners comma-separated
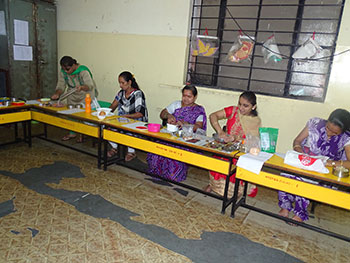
(99, 111, 106, 116)
(52, 102, 65, 108)
(207, 141, 241, 152)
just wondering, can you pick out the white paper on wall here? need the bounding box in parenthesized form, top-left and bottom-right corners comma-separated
(13, 45, 32, 61)
(0, 11, 6, 35)
(14, 19, 29, 45)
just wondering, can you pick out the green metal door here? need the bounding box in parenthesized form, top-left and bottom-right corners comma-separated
(36, 1, 57, 98)
(8, 0, 36, 99)
(6, 0, 56, 99)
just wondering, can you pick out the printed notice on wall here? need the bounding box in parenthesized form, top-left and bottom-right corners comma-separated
(13, 45, 32, 61)
(0, 11, 6, 35)
(14, 19, 29, 45)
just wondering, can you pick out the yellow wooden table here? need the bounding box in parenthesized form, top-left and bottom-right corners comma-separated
(102, 117, 238, 213)
(232, 154, 350, 242)
(0, 104, 243, 214)
(30, 105, 105, 168)
(0, 105, 32, 146)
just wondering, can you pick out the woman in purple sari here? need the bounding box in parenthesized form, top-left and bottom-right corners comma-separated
(279, 109, 350, 223)
(147, 85, 207, 182)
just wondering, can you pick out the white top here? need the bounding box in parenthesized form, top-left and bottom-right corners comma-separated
(166, 100, 203, 122)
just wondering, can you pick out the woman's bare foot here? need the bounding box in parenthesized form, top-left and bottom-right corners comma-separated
(291, 215, 303, 222)
(278, 208, 289, 218)
(125, 152, 136, 162)
(286, 215, 303, 226)
(76, 134, 84, 143)
(107, 148, 118, 158)
(204, 184, 212, 193)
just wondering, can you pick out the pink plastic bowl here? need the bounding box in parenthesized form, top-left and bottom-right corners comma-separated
(147, 123, 161, 132)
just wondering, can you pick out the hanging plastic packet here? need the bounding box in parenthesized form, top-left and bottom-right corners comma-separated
(292, 34, 322, 60)
(262, 35, 282, 64)
(226, 35, 255, 63)
(259, 127, 279, 153)
(191, 35, 219, 57)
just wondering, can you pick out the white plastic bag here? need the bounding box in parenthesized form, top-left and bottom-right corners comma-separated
(292, 37, 322, 60)
(284, 150, 329, 174)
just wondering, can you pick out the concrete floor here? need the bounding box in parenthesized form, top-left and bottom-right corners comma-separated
(1, 124, 350, 262)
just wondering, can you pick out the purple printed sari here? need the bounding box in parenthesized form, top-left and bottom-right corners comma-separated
(302, 118, 350, 161)
(147, 104, 207, 182)
(278, 117, 350, 221)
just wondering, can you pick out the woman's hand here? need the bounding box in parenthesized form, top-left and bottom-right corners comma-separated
(326, 160, 334, 167)
(325, 159, 346, 167)
(76, 85, 89, 92)
(217, 131, 231, 143)
(175, 120, 184, 128)
(293, 145, 304, 153)
(176, 120, 191, 129)
(167, 114, 177, 125)
(51, 93, 59, 100)
(51, 90, 63, 100)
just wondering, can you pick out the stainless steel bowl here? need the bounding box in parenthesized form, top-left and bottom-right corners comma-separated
(332, 166, 349, 178)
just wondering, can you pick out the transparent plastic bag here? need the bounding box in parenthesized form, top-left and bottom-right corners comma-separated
(226, 35, 255, 63)
(191, 35, 219, 57)
(262, 35, 282, 64)
(244, 134, 261, 155)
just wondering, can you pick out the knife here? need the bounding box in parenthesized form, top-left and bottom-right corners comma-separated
(58, 88, 78, 102)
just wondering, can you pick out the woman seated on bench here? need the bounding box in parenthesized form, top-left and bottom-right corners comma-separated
(205, 91, 261, 197)
(107, 71, 148, 162)
(279, 108, 350, 223)
(147, 85, 207, 182)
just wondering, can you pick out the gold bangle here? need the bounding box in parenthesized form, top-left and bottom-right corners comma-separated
(293, 145, 302, 150)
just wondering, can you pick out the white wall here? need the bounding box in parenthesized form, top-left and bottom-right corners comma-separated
(55, 0, 350, 153)
(56, 0, 191, 37)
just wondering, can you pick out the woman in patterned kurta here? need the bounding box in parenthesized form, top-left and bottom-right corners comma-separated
(108, 71, 148, 161)
(279, 109, 350, 222)
(147, 85, 207, 182)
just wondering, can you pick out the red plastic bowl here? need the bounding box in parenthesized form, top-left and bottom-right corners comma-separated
(147, 123, 161, 132)
(11, 101, 25, 106)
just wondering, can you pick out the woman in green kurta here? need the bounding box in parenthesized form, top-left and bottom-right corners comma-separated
(51, 56, 98, 141)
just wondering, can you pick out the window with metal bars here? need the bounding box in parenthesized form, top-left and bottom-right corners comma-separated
(187, 0, 345, 102)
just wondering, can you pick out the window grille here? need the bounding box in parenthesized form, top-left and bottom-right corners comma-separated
(187, 0, 345, 102)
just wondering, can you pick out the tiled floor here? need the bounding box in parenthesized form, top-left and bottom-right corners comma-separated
(1, 125, 350, 262)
